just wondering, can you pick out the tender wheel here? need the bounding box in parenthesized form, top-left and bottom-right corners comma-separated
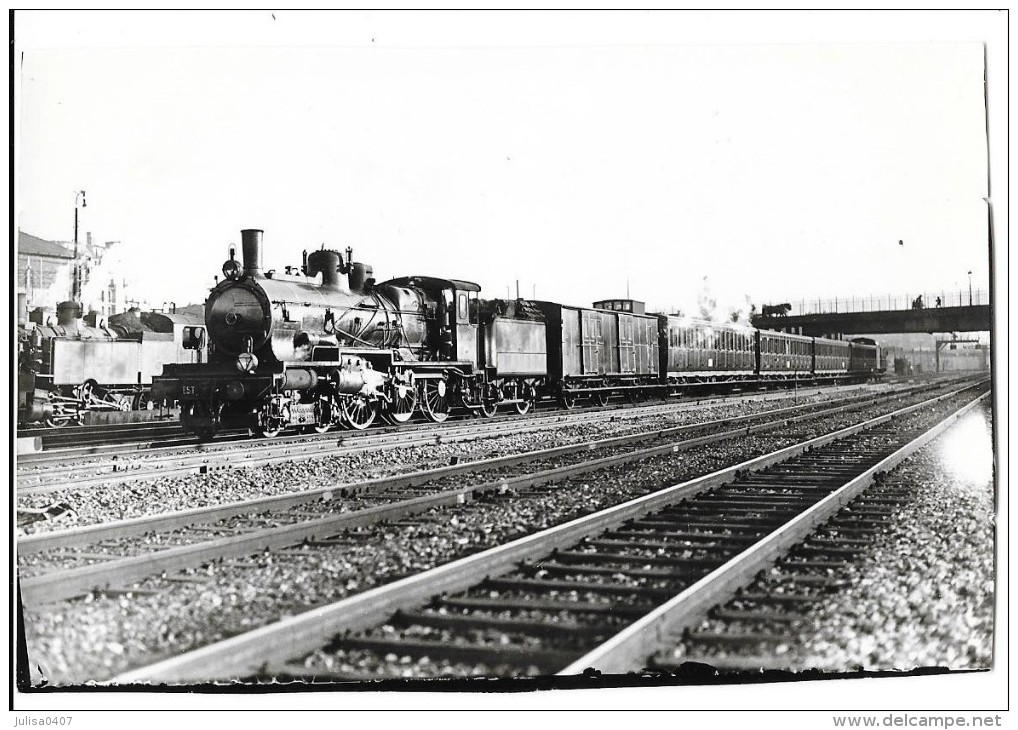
(313, 423, 332, 434)
(592, 390, 610, 407)
(341, 396, 377, 430)
(515, 399, 533, 415)
(479, 399, 498, 418)
(558, 392, 578, 410)
(387, 382, 417, 424)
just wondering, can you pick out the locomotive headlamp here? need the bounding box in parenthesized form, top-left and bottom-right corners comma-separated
(223, 259, 242, 280)
(236, 352, 259, 373)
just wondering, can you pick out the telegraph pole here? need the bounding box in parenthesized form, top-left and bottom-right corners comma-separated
(73, 190, 87, 301)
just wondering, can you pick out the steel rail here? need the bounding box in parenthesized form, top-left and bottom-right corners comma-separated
(557, 390, 991, 675)
(18, 385, 928, 604)
(16, 382, 919, 495)
(108, 382, 984, 684)
(16, 401, 712, 493)
(16, 384, 925, 555)
(17, 380, 904, 464)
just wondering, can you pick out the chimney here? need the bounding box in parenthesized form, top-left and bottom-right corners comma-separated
(305, 249, 346, 290)
(240, 229, 264, 278)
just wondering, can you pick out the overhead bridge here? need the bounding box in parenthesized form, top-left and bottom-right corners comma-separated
(751, 289, 991, 336)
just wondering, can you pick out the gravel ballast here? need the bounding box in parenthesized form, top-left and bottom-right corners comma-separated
(17, 391, 866, 533)
(21, 387, 982, 684)
(667, 400, 995, 673)
(797, 401, 995, 671)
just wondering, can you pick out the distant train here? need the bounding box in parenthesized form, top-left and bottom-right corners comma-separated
(18, 301, 206, 428)
(153, 229, 882, 440)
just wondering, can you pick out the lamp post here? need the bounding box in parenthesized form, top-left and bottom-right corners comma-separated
(73, 190, 87, 301)
(967, 270, 973, 306)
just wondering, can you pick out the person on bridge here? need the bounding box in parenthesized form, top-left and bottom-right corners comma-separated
(936, 296, 942, 307)
(912, 295, 924, 310)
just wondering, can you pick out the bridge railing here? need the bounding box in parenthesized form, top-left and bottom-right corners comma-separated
(779, 288, 989, 316)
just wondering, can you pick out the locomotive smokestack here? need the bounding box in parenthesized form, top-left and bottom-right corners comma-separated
(240, 229, 264, 278)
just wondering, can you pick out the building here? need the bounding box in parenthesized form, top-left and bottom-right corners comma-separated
(17, 229, 131, 322)
(17, 231, 74, 322)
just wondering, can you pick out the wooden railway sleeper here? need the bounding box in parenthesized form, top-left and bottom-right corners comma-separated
(549, 550, 732, 569)
(684, 630, 791, 645)
(589, 536, 758, 551)
(390, 609, 613, 639)
(437, 595, 652, 620)
(327, 636, 577, 672)
(609, 526, 770, 540)
(710, 608, 805, 624)
(482, 576, 680, 600)
(523, 561, 694, 581)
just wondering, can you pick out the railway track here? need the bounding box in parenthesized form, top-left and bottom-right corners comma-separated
(17, 382, 919, 495)
(17, 386, 933, 605)
(17, 379, 934, 459)
(84, 380, 987, 683)
(646, 474, 929, 672)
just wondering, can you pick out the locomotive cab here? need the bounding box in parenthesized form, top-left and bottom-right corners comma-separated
(379, 276, 481, 362)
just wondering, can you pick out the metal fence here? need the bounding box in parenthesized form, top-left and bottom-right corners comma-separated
(782, 288, 989, 316)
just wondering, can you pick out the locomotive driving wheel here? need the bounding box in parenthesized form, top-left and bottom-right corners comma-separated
(386, 381, 417, 424)
(341, 395, 377, 430)
(515, 398, 533, 415)
(44, 413, 76, 429)
(132, 391, 153, 411)
(75, 380, 97, 405)
(420, 379, 451, 423)
(477, 382, 499, 418)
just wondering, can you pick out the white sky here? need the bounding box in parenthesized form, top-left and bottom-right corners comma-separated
(15, 12, 997, 318)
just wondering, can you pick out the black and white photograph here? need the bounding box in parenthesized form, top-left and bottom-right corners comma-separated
(11, 9, 1007, 721)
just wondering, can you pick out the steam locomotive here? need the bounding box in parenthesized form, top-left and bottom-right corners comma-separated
(18, 302, 206, 428)
(153, 229, 881, 440)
